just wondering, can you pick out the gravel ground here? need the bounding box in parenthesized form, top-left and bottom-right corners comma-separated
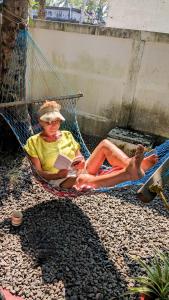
(0, 153, 169, 300)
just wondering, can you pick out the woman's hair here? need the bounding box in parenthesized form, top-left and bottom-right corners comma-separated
(39, 100, 61, 112)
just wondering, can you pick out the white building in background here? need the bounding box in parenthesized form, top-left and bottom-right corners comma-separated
(32, 6, 81, 23)
(107, 0, 169, 34)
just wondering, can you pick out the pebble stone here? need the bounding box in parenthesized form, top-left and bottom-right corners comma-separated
(0, 154, 169, 300)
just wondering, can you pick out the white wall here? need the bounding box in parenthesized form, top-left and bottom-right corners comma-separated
(30, 21, 169, 138)
(107, 0, 169, 34)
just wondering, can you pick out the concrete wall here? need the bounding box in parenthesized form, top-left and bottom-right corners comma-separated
(107, 0, 169, 34)
(30, 21, 169, 138)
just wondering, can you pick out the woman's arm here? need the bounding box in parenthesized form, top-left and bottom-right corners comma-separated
(73, 150, 85, 170)
(28, 156, 68, 180)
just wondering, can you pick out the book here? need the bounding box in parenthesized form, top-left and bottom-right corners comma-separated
(54, 154, 84, 169)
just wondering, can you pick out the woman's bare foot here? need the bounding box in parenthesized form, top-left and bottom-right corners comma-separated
(126, 144, 145, 180)
(141, 154, 158, 171)
(75, 174, 96, 188)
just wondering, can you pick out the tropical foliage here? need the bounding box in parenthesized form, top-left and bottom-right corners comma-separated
(126, 251, 169, 299)
(30, 0, 39, 9)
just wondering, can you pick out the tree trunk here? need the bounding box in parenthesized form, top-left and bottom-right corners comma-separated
(38, 0, 46, 19)
(1, 0, 28, 81)
(0, 0, 29, 150)
(1, 0, 28, 107)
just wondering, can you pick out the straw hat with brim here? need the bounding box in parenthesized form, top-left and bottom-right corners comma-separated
(38, 107, 65, 122)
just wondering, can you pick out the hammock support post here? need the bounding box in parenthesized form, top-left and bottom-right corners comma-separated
(137, 157, 169, 208)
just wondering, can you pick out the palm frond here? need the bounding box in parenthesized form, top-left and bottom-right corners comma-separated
(161, 282, 169, 297)
(126, 286, 152, 296)
(131, 276, 162, 295)
(126, 250, 169, 299)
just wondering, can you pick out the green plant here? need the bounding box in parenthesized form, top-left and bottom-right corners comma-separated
(126, 251, 169, 300)
(28, 0, 39, 9)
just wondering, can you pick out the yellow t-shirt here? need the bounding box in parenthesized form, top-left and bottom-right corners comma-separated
(24, 131, 80, 174)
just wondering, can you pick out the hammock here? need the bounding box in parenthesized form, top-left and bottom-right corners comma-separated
(1, 29, 169, 198)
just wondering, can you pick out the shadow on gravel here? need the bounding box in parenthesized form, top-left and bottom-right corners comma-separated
(108, 186, 169, 218)
(0, 154, 33, 205)
(11, 199, 126, 299)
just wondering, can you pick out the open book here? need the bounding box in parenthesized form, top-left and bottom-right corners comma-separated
(54, 154, 83, 169)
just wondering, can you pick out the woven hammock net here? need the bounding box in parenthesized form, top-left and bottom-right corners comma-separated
(1, 29, 169, 196)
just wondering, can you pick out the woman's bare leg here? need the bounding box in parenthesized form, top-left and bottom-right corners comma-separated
(60, 177, 77, 189)
(86, 139, 129, 175)
(60, 144, 157, 189)
(86, 139, 158, 175)
(76, 145, 145, 188)
(141, 154, 158, 171)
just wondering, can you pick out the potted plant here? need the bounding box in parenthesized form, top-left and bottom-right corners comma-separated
(125, 250, 169, 300)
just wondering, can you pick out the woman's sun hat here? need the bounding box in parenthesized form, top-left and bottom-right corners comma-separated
(38, 101, 65, 122)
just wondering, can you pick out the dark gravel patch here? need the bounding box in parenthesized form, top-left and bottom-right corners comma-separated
(0, 152, 169, 300)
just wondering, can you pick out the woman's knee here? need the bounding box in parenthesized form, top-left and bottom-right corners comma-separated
(99, 139, 113, 150)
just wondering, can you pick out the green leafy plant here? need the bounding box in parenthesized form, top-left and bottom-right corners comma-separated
(126, 251, 169, 299)
(28, 0, 39, 9)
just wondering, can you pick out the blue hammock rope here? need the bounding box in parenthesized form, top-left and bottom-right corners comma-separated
(1, 29, 169, 196)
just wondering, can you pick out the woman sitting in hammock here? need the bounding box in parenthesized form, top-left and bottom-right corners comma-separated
(24, 101, 158, 189)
